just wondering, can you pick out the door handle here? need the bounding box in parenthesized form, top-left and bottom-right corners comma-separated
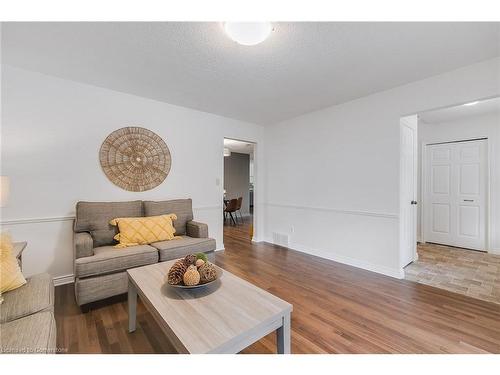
(463, 199, 474, 202)
(411, 200, 418, 205)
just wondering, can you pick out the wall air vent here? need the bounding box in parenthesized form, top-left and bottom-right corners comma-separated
(272, 232, 289, 248)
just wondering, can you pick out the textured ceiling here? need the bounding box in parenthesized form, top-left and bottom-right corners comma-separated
(420, 97, 500, 123)
(2, 22, 499, 125)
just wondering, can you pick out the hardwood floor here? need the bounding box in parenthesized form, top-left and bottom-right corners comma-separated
(223, 215, 254, 242)
(55, 218, 500, 353)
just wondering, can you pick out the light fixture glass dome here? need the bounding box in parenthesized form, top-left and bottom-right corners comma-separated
(223, 22, 272, 46)
(463, 101, 479, 106)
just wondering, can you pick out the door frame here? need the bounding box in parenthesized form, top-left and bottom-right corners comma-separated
(399, 95, 500, 273)
(421, 137, 491, 252)
(222, 137, 258, 242)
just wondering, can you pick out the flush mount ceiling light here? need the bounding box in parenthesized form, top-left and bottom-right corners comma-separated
(463, 101, 479, 106)
(223, 22, 273, 46)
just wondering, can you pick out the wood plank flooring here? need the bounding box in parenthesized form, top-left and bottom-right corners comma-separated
(55, 218, 500, 353)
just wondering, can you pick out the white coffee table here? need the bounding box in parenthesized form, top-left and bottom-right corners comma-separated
(127, 260, 292, 354)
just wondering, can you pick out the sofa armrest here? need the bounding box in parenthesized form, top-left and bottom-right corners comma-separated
(74, 232, 94, 259)
(186, 221, 209, 238)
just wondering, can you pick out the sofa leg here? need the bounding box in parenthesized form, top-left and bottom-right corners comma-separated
(80, 304, 91, 313)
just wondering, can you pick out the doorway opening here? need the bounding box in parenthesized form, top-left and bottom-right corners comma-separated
(400, 97, 500, 304)
(223, 138, 255, 244)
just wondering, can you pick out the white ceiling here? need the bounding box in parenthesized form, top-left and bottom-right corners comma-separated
(420, 97, 500, 123)
(2, 22, 499, 125)
(224, 138, 254, 157)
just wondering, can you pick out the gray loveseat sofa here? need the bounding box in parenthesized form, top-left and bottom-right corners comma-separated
(73, 198, 216, 307)
(0, 273, 56, 354)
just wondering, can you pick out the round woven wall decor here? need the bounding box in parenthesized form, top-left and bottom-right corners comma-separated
(99, 127, 171, 192)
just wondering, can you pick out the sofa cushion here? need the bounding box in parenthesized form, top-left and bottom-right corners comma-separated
(75, 245, 158, 278)
(0, 311, 56, 354)
(0, 273, 54, 324)
(151, 236, 216, 261)
(74, 201, 144, 247)
(143, 199, 193, 235)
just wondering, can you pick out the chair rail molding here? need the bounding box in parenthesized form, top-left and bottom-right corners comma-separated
(1, 215, 76, 226)
(265, 202, 398, 219)
(0, 205, 223, 226)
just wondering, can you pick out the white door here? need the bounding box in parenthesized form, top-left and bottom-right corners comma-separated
(400, 116, 418, 267)
(424, 139, 487, 250)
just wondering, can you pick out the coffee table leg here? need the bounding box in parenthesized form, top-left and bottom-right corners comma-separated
(276, 313, 291, 354)
(128, 280, 137, 333)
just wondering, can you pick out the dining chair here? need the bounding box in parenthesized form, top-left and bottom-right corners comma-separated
(224, 198, 238, 225)
(235, 197, 243, 223)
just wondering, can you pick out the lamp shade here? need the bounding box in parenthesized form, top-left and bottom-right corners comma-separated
(0, 176, 10, 207)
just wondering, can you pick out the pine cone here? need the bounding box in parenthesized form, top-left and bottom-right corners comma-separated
(183, 267, 201, 286)
(183, 254, 197, 266)
(199, 263, 217, 283)
(167, 260, 187, 285)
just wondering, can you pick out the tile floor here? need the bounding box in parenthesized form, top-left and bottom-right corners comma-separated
(405, 243, 500, 305)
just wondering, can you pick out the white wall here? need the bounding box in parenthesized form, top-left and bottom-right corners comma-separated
(0, 65, 265, 282)
(224, 152, 250, 214)
(2, 58, 499, 284)
(264, 58, 500, 278)
(418, 112, 500, 253)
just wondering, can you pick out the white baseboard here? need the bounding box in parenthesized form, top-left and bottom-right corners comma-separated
(215, 246, 225, 252)
(264, 237, 404, 279)
(53, 274, 74, 286)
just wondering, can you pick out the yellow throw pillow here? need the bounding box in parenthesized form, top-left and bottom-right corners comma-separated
(0, 233, 27, 293)
(110, 214, 180, 248)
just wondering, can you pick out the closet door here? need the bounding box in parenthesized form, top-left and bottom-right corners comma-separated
(424, 140, 486, 250)
(425, 143, 454, 246)
(454, 140, 486, 250)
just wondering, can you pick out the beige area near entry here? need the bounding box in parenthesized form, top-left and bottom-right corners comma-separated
(405, 243, 500, 304)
